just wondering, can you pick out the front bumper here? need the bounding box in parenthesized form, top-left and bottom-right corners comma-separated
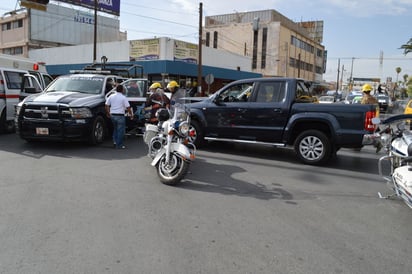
(16, 118, 93, 142)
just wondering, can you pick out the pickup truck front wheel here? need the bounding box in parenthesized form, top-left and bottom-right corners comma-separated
(89, 115, 106, 145)
(190, 120, 204, 148)
(294, 130, 331, 165)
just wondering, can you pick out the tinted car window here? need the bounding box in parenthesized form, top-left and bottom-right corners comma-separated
(256, 82, 286, 102)
(4, 71, 24, 89)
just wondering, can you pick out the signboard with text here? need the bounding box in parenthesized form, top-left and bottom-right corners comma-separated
(173, 40, 198, 64)
(129, 39, 160, 61)
(56, 0, 120, 16)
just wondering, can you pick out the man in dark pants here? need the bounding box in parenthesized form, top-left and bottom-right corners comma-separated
(105, 85, 134, 149)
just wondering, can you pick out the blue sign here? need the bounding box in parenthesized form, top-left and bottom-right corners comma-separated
(56, 0, 120, 16)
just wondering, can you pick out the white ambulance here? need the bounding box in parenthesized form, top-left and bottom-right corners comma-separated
(0, 54, 53, 132)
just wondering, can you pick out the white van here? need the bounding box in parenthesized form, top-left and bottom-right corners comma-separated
(0, 53, 53, 90)
(0, 54, 53, 132)
(0, 68, 53, 133)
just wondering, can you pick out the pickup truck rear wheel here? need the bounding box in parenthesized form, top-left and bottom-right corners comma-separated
(89, 115, 106, 145)
(294, 130, 331, 165)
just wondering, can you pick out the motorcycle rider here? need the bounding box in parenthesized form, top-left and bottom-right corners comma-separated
(145, 82, 170, 124)
(166, 80, 186, 109)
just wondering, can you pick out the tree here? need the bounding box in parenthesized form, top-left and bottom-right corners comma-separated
(400, 38, 412, 55)
(396, 67, 402, 82)
(404, 74, 409, 85)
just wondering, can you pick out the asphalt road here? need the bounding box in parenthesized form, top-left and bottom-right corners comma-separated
(0, 133, 411, 274)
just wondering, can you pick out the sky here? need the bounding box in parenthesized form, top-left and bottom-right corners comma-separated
(1, 0, 412, 83)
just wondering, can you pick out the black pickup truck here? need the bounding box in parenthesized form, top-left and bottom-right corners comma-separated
(189, 77, 379, 165)
(15, 74, 147, 144)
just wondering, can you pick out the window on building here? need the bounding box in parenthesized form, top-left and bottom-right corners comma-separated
(213, 31, 218, 48)
(2, 19, 23, 31)
(261, 28, 267, 69)
(252, 30, 258, 69)
(12, 19, 23, 29)
(205, 32, 210, 47)
(3, 47, 23, 55)
(2, 22, 11, 31)
(291, 35, 314, 54)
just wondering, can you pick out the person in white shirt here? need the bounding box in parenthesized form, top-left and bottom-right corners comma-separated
(105, 85, 133, 149)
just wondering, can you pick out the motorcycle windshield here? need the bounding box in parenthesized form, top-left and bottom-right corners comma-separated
(170, 88, 190, 117)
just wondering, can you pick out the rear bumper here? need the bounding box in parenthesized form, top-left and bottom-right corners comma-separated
(362, 132, 380, 145)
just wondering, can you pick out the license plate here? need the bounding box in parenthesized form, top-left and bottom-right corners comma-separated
(36, 127, 49, 135)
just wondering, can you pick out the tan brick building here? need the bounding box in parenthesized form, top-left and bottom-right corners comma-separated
(204, 10, 326, 82)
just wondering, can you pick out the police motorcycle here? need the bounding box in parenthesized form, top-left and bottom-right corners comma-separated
(376, 114, 412, 208)
(143, 89, 196, 185)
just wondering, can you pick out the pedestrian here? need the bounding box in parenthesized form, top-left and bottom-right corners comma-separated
(105, 84, 134, 149)
(360, 84, 378, 105)
(188, 81, 197, 97)
(377, 84, 382, 94)
(144, 82, 170, 124)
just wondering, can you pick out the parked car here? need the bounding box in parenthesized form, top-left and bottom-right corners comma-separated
(344, 91, 363, 104)
(318, 95, 335, 104)
(16, 73, 125, 144)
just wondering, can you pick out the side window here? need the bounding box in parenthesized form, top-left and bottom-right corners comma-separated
(255, 82, 286, 103)
(4, 71, 24, 89)
(295, 81, 315, 103)
(218, 83, 254, 103)
(43, 74, 54, 88)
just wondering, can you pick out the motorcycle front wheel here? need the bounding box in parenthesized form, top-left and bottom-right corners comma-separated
(156, 153, 190, 185)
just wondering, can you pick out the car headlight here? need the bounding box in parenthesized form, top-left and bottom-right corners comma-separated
(179, 121, 189, 136)
(70, 107, 93, 118)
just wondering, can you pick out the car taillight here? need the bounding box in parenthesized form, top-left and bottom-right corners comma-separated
(364, 110, 377, 132)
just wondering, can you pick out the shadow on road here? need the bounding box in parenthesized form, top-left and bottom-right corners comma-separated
(181, 157, 296, 203)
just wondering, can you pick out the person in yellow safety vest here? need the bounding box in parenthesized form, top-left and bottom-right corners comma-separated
(360, 84, 378, 105)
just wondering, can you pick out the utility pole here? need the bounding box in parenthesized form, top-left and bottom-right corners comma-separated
(349, 57, 354, 91)
(197, 2, 203, 96)
(336, 58, 340, 92)
(93, 0, 97, 63)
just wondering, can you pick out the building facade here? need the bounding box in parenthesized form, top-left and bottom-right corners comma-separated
(204, 10, 326, 82)
(0, 4, 126, 57)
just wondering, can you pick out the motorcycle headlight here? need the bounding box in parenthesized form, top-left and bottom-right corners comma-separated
(380, 134, 391, 147)
(69, 107, 93, 119)
(179, 121, 189, 136)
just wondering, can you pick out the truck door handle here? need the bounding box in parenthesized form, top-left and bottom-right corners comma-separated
(273, 108, 282, 113)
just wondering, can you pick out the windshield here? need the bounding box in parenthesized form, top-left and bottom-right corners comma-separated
(46, 76, 104, 94)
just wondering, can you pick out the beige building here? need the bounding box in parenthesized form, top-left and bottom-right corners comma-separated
(0, 4, 126, 58)
(204, 10, 326, 82)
